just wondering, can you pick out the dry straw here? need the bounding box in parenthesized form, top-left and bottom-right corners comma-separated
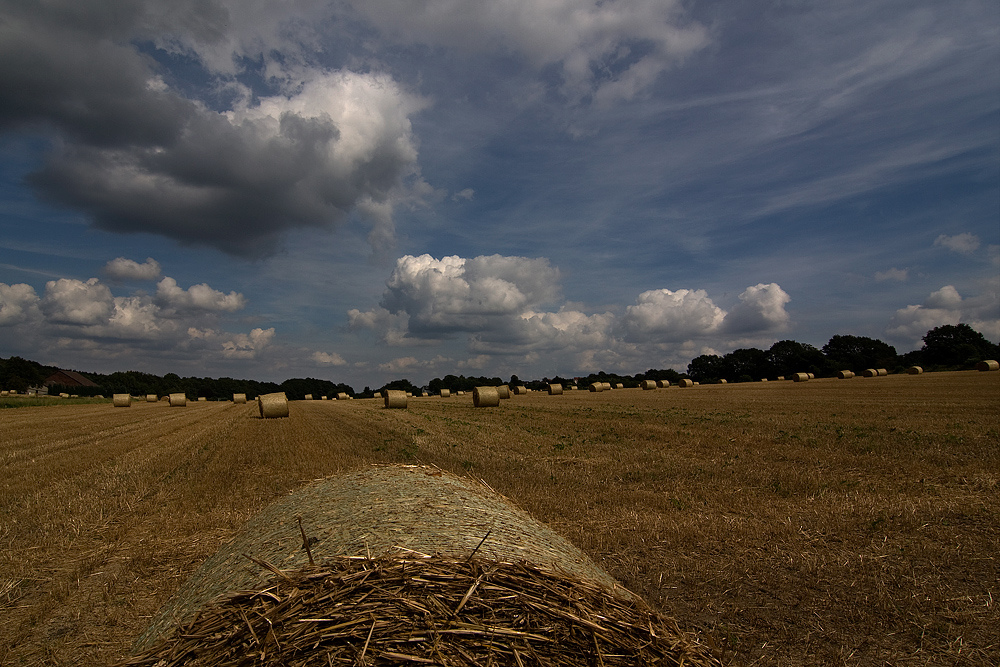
(336, 392, 350, 400)
(615, 383, 624, 389)
(976, 359, 999, 371)
(169, 393, 187, 407)
(497, 385, 511, 400)
(440, 389, 451, 398)
(473, 386, 500, 407)
(198, 397, 207, 402)
(513, 385, 528, 395)
(233, 394, 247, 404)
(548, 383, 563, 395)
(640, 380, 657, 390)
(383, 390, 407, 409)
(145, 394, 157, 403)
(589, 382, 603, 392)
(837, 370, 854, 379)
(792, 372, 809, 382)
(678, 379, 694, 388)
(877, 368, 888, 376)
(128, 465, 720, 667)
(258, 392, 289, 419)
(304, 394, 313, 400)
(656, 380, 670, 388)
(113, 393, 131, 407)
(908, 366, 923, 375)
(719, 379, 728, 383)
(862, 369, 878, 378)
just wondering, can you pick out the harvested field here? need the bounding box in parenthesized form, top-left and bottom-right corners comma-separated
(0, 371, 997, 666)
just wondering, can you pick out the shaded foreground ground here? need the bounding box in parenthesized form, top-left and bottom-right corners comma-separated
(0, 371, 997, 665)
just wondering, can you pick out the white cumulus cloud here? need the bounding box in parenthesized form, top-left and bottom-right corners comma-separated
(621, 288, 725, 342)
(41, 278, 115, 326)
(886, 283, 1000, 344)
(221, 327, 276, 359)
(721, 283, 791, 334)
(312, 351, 347, 366)
(156, 277, 246, 314)
(0, 283, 41, 326)
(103, 257, 162, 281)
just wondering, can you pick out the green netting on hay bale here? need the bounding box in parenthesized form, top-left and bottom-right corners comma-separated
(124, 554, 721, 667)
(134, 465, 646, 654)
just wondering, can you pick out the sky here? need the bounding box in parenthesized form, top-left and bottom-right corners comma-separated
(0, 0, 998, 389)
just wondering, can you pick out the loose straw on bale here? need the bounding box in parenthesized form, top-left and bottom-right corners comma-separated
(548, 383, 563, 395)
(977, 359, 1000, 371)
(792, 372, 809, 382)
(128, 465, 722, 667)
(145, 394, 157, 403)
(678, 379, 694, 388)
(233, 393, 247, 404)
(496, 385, 511, 399)
(383, 390, 407, 409)
(837, 370, 854, 379)
(473, 385, 500, 407)
(258, 392, 289, 419)
(113, 393, 131, 407)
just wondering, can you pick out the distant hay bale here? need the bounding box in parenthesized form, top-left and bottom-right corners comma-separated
(145, 394, 157, 402)
(304, 394, 313, 400)
(570, 385, 578, 390)
(440, 389, 451, 398)
(548, 383, 563, 395)
(383, 390, 407, 409)
(456, 390, 465, 396)
(603, 382, 612, 390)
(336, 392, 350, 400)
(908, 366, 923, 375)
(169, 393, 187, 407)
(59, 393, 70, 398)
(130, 466, 722, 666)
(776, 376, 785, 381)
(513, 385, 528, 395)
(837, 370, 854, 379)
(113, 393, 131, 407)
(473, 386, 500, 407)
(640, 380, 657, 390)
(615, 383, 624, 389)
(877, 368, 888, 376)
(678, 379, 694, 388)
(589, 382, 604, 392)
(198, 397, 207, 402)
(497, 385, 511, 399)
(233, 394, 247, 404)
(406, 392, 413, 397)
(976, 360, 999, 372)
(792, 372, 809, 382)
(719, 379, 728, 384)
(807, 373, 815, 379)
(258, 392, 289, 419)
(656, 380, 670, 388)
(372, 392, 382, 399)
(0, 390, 7, 396)
(861, 369, 878, 377)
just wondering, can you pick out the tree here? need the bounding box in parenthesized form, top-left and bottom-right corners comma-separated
(767, 340, 829, 378)
(0, 356, 45, 392)
(687, 355, 728, 383)
(822, 335, 898, 371)
(725, 348, 770, 382)
(920, 324, 1000, 368)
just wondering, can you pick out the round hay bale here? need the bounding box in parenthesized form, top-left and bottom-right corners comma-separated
(719, 378, 728, 383)
(861, 368, 878, 378)
(776, 376, 785, 381)
(113, 393, 131, 407)
(233, 393, 247, 404)
(589, 382, 603, 392)
(439, 388, 451, 398)
(513, 385, 528, 395)
(837, 370, 854, 379)
(372, 392, 382, 399)
(131, 466, 721, 666)
(169, 393, 187, 407)
(145, 394, 157, 402)
(908, 366, 923, 375)
(197, 397, 207, 402)
(456, 390, 465, 396)
(615, 383, 624, 389)
(656, 380, 670, 388)
(791, 372, 809, 382)
(877, 368, 888, 376)
(602, 382, 612, 390)
(406, 392, 413, 397)
(976, 359, 999, 372)
(303, 394, 313, 400)
(383, 390, 407, 409)
(807, 373, 815, 379)
(258, 392, 289, 419)
(336, 392, 350, 400)
(548, 383, 563, 395)
(497, 385, 511, 399)
(59, 392, 70, 398)
(473, 386, 500, 407)
(678, 379, 694, 388)
(640, 380, 657, 390)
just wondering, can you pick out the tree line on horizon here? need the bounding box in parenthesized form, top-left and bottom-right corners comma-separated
(1, 324, 996, 400)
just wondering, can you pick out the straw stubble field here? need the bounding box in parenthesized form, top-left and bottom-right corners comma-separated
(0, 371, 997, 665)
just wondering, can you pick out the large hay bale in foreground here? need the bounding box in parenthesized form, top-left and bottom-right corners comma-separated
(548, 383, 563, 395)
(473, 386, 500, 407)
(977, 359, 999, 372)
(113, 393, 131, 407)
(258, 392, 289, 419)
(129, 466, 721, 666)
(383, 390, 407, 409)
(233, 393, 247, 404)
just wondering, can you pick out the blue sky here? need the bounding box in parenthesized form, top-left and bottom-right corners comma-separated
(1, 0, 997, 388)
